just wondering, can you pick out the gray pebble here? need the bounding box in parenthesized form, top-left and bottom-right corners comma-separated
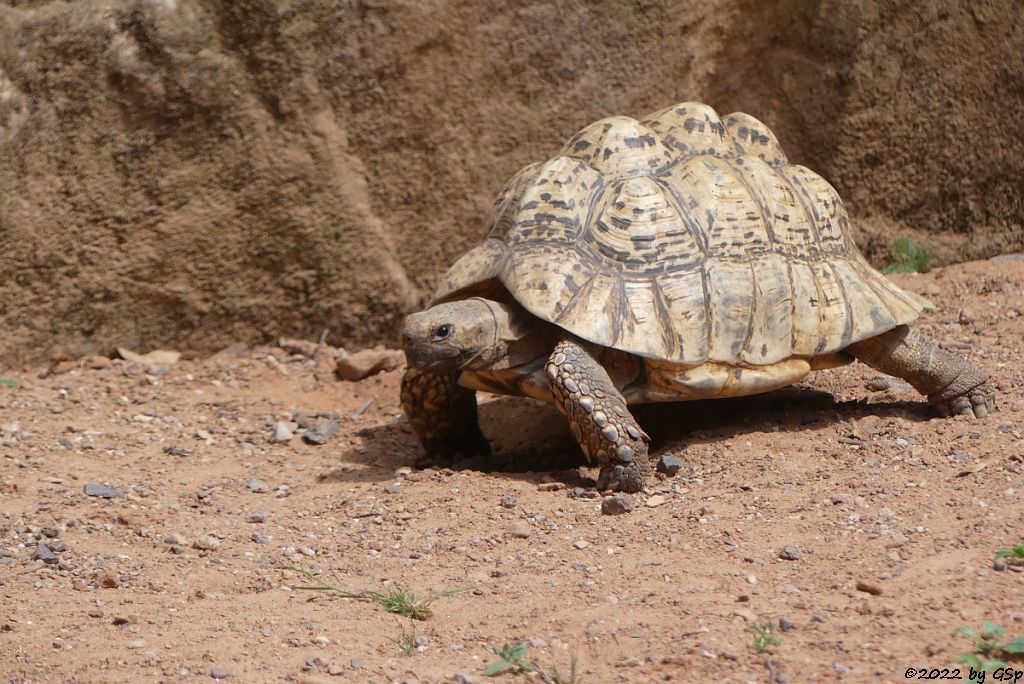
(833, 662, 849, 675)
(193, 536, 220, 551)
(47, 539, 67, 553)
(811, 615, 828, 623)
(251, 533, 270, 544)
(84, 484, 122, 498)
(994, 560, 1008, 571)
(601, 493, 635, 515)
(210, 666, 232, 679)
(383, 483, 401, 494)
(656, 455, 684, 475)
(32, 543, 59, 564)
(569, 487, 598, 499)
(247, 479, 268, 493)
(452, 675, 474, 684)
(778, 545, 801, 561)
(778, 618, 795, 631)
(500, 493, 517, 509)
(269, 421, 293, 444)
(245, 511, 267, 523)
(164, 533, 189, 546)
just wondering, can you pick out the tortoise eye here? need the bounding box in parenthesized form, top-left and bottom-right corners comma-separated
(433, 324, 453, 340)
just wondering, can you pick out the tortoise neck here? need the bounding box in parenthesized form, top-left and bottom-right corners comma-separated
(467, 297, 555, 369)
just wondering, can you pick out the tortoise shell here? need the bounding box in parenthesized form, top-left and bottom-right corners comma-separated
(434, 102, 928, 366)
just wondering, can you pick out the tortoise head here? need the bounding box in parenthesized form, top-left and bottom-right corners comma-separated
(401, 298, 505, 372)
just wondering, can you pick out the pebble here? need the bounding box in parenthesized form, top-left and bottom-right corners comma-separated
(245, 511, 267, 523)
(394, 467, 413, 478)
(993, 560, 1008, 571)
(302, 417, 341, 445)
(778, 545, 801, 561)
(84, 484, 122, 498)
(778, 618, 795, 631)
(855, 581, 883, 596)
(601, 493, 634, 515)
(270, 421, 294, 444)
(656, 455, 684, 475)
(507, 522, 532, 539)
(645, 494, 666, 507)
(452, 675, 474, 684)
(336, 347, 403, 381)
(383, 483, 401, 494)
(31, 543, 58, 564)
(569, 487, 599, 499)
(211, 667, 233, 679)
(248, 479, 268, 493)
(313, 636, 330, 646)
(833, 662, 850, 675)
(47, 539, 67, 553)
(127, 639, 146, 649)
(574, 540, 590, 549)
(327, 662, 346, 675)
(193, 536, 221, 551)
(500, 493, 517, 509)
(251, 533, 270, 544)
(164, 533, 189, 546)
(537, 482, 565, 492)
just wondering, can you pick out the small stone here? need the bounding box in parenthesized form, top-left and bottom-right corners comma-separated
(833, 662, 849, 675)
(245, 511, 267, 523)
(84, 484, 122, 498)
(570, 487, 599, 499)
(47, 539, 67, 553)
(500, 493, 517, 509)
(537, 482, 565, 492)
(211, 667, 232, 679)
(778, 618, 795, 631)
(855, 581, 883, 596)
(993, 560, 1008, 571)
(336, 347, 403, 381)
(452, 675, 474, 684)
(164, 533, 189, 546)
(507, 522, 532, 539)
(383, 483, 401, 494)
(811, 615, 828, 623)
(645, 494, 666, 507)
(270, 421, 294, 444)
(601, 493, 634, 515)
(657, 455, 684, 475)
(314, 636, 330, 646)
(303, 418, 341, 445)
(327, 661, 346, 675)
(251, 533, 270, 544)
(31, 543, 58, 564)
(778, 545, 801, 561)
(394, 467, 413, 478)
(573, 540, 590, 549)
(193, 536, 221, 551)
(958, 309, 974, 325)
(248, 479, 268, 493)
(127, 639, 146, 649)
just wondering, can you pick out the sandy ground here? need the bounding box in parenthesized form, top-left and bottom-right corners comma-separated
(2, 257, 1023, 684)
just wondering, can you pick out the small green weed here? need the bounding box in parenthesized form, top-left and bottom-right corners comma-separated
(389, 623, 416, 657)
(746, 619, 782, 654)
(483, 643, 582, 683)
(0, 376, 16, 388)
(883, 237, 931, 274)
(995, 542, 1024, 566)
(953, 622, 1024, 672)
(283, 565, 463, 620)
(485, 642, 534, 677)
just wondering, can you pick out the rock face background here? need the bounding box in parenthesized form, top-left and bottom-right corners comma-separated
(0, 0, 1021, 364)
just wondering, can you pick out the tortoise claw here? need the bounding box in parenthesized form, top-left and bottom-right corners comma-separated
(933, 383, 995, 420)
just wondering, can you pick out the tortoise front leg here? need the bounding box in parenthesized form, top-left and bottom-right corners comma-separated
(400, 368, 491, 464)
(545, 339, 651, 492)
(847, 325, 995, 418)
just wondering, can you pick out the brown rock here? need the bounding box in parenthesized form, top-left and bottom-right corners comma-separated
(336, 347, 404, 381)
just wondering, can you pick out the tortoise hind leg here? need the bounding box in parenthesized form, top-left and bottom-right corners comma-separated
(400, 369, 491, 464)
(545, 339, 651, 492)
(846, 325, 995, 418)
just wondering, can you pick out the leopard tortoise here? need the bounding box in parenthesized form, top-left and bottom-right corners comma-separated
(400, 101, 995, 492)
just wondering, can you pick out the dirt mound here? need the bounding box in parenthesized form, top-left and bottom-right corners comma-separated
(1, 0, 1021, 365)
